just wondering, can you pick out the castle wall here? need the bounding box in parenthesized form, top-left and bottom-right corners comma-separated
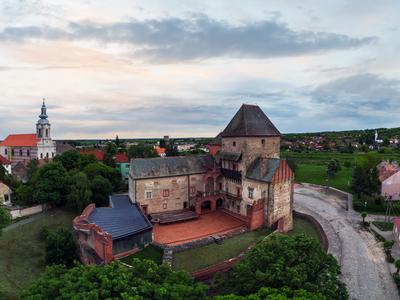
(266, 179, 293, 232)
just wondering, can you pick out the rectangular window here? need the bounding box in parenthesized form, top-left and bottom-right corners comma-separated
(190, 186, 196, 194)
(27, 149, 30, 157)
(248, 188, 254, 199)
(19, 149, 23, 156)
(163, 189, 169, 197)
(236, 188, 241, 197)
(163, 203, 167, 209)
(145, 191, 152, 199)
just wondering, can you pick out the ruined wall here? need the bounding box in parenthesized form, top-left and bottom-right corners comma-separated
(266, 179, 293, 232)
(134, 175, 190, 213)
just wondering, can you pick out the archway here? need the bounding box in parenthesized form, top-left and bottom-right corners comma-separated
(201, 200, 212, 212)
(216, 198, 223, 208)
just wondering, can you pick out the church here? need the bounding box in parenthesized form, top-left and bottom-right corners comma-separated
(0, 100, 56, 164)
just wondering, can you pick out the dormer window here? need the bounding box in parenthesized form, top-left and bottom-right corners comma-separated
(233, 141, 236, 147)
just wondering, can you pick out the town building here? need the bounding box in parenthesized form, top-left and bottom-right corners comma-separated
(0, 181, 12, 204)
(0, 155, 12, 174)
(378, 160, 400, 199)
(115, 153, 130, 181)
(0, 100, 56, 164)
(130, 104, 294, 232)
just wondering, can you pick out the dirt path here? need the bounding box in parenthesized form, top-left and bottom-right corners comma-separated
(295, 186, 398, 300)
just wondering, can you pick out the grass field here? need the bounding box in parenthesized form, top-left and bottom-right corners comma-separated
(295, 163, 352, 192)
(120, 244, 163, 265)
(0, 209, 75, 300)
(288, 217, 322, 243)
(173, 227, 272, 272)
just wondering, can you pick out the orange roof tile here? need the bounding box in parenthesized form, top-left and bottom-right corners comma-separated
(115, 153, 129, 163)
(155, 147, 166, 154)
(79, 149, 105, 161)
(0, 134, 38, 147)
(0, 154, 11, 165)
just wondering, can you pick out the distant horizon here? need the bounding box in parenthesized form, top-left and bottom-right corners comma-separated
(1, 1, 399, 139)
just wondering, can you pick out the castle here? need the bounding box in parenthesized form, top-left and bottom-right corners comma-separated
(130, 104, 294, 231)
(74, 104, 294, 263)
(0, 100, 56, 164)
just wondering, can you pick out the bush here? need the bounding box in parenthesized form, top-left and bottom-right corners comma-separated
(39, 225, 50, 241)
(45, 228, 76, 267)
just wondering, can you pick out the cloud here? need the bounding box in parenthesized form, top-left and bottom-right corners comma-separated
(0, 15, 376, 62)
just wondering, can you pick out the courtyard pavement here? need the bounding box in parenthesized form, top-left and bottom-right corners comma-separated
(295, 185, 398, 300)
(153, 210, 246, 246)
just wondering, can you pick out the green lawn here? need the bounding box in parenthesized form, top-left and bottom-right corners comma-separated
(173, 228, 272, 272)
(288, 217, 322, 244)
(0, 209, 75, 300)
(120, 244, 163, 265)
(295, 163, 352, 192)
(372, 221, 394, 231)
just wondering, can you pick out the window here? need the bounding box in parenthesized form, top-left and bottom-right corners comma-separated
(261, 139, 265, 145)
(40, 153, 43, 159)
(4, 149, 7, 155)
(163, 203, 167, 210)
(163, 189, 169, 197)
(236, 187, 241, 197)
(27, 149, 30, 157)
(190, 186, 196, 194)
(11, 149, 14, 156)
(19, 149, 23, 156)
(46, 129, 49, 137)
(233, 141, 236, 147)
(145, 191, 153, 199)
(248, 187, 254, 199)
(183, 201, 188, 209)
(46, 152, 49, 159)
(52, 152, 54, 157)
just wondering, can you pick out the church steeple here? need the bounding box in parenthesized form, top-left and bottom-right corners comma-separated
(39, 98, 48, 120)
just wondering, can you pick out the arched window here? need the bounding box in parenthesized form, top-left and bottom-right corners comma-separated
(40, 153, 43, 159)
(19, 149, 23, 156)
(46, 153, 49, 159)
(27, 149, 30, 157)
(46, 129, 49, 137)
(4, 149, 7, 155)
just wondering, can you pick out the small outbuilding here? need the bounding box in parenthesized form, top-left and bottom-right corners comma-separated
(73, 195, 152, 264)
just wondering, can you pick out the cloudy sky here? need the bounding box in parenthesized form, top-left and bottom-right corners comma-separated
(0, 0, 399, 139)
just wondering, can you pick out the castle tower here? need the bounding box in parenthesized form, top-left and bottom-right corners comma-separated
(36, 99, 51, 140)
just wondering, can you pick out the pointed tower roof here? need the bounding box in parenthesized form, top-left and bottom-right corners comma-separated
(37, 98, 50, 125)
(221, 104, 280, 137)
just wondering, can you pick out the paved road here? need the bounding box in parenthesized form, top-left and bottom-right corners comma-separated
(295, 186, 398, 300)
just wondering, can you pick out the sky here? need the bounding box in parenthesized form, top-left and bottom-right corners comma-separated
(0, 0, 399, 139)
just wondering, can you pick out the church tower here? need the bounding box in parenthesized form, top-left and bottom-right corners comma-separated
(36, 99, 56, 160)
(36, 99, 51, 140)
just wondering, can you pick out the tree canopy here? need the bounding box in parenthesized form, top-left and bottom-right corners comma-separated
(0, 206, 11, 236)
(45, 228, 76, 267)
(22, 259, 207, 299)
(128, 143, 157, 159)
(216, 234, 348, 300)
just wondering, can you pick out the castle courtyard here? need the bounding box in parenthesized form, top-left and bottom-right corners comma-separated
(152, 210, 246, 246)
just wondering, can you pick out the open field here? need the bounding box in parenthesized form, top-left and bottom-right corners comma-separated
(0, 209, 75, 300)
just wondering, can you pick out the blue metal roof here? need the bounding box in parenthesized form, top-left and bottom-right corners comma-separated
(88, 195, 152, 240)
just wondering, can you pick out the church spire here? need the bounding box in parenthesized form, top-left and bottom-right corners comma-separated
(39, 98, 48, 119)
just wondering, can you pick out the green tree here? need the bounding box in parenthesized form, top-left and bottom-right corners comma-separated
(55, 150, 80, 171)
(83, 162, 121, 190)
(0, 206, 11, 236)
(66, 172, 92, 212)
(32, 162, 70, 206)
(286, 157, 297, 173)
(115, 135, 120, 147)
(166, 144, 179, 157)
(128, 143, 157, 159)
(26, 159, 39, 182)
(22, 259, 207, 299)
(351, 166, 367, 198)
(90, 175, 112, 207)
(105, 142, 118, 156)
(217, 234, 348, 300)
(45, 228, 76, 267)
(361, 211, 367, 224)
(214, 287, 324, 300)
(326, 159, 340, 180)
(13, 184, 34, 206)
(77, 153, 97, 170)
(395, 259, 400, 274)
(103, 152, 116, 168)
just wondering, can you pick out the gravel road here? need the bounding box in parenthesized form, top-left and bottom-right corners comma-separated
(295, 186, 398, 300)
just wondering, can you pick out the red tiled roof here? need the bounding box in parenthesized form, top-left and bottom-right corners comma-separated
(0, 134, 38, 147)
(79, 150, 105, 161)
(115, 153, 129, 163)
(0, 154, 11, 165)
(154, 147, 166, 154)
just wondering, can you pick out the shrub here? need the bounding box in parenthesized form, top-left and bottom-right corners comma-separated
(39, 225, 50, 241)
(45, 228, 76, 267)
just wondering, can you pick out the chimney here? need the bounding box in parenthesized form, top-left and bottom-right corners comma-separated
(260, 158, 268, 177)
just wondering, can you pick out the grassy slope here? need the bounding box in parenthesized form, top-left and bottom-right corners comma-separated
(120, 244, 163, 265)
(173, 228, 271, 272)
(288, 217, 321, 243)
(0, 209, 75, 300)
